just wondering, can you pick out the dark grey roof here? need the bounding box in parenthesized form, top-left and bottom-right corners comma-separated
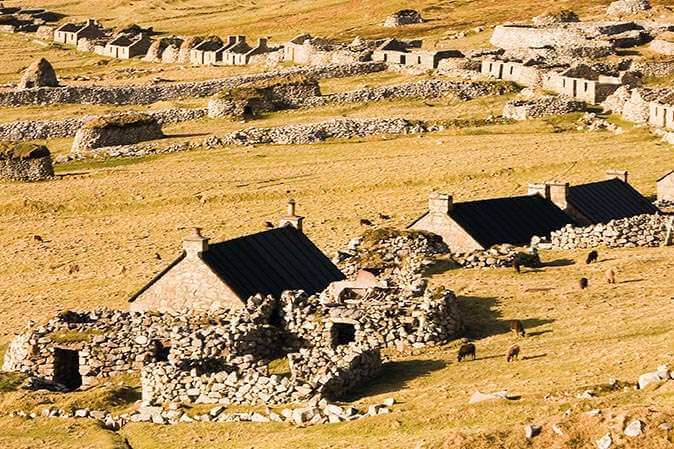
(194, 40, 224, 52)
(108, 35, 134, 46)
(57, 22, 83, 33)
(444, 194, 574, 248)
(568, 179, 659, 224)
(201, 226, 345, 300)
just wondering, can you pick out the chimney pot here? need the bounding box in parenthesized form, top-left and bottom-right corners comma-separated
(428, 192, 452, 215)
(279, 200, 304, 231)
(605, 169, 628, 184)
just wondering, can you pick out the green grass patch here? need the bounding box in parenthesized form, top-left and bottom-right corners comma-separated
(0, 372, 26, 393)
(49, 329, 104, 344)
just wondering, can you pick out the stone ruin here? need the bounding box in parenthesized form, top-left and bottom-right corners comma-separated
(503, 95, 586, 120)
(0, 141, 54, 182)
(607, 0, 651, 17)
(550, 213, 673, 249)
(651, 31, 674, 56)
(532, 10, 579, 27)
(17, 58, 58, 90)
(207, 74, 320, 119)
(71, 112, 164, 154)
(383, 10, 424, 28)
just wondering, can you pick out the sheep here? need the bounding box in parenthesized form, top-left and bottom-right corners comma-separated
(457, 343, 476, 362)
(509, 320, 526, 337)
(506, 344, 520, 362)
(606, 267, 616, 284)
(579, 277, 589, 289)
(359, 218, 374, 226)
(585, 250, 599, 264)
(512, 259, 521, 274)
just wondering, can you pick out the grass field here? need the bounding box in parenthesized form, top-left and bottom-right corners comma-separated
(0, 0, 674, 447)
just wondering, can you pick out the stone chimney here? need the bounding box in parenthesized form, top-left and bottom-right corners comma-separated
(279, 199, 304, 231)
(236, 35, 246, 43)
(428, 192, 452, 215)
(86, 18, 97, 27)
(605, 169, 628, 184)
(528, 182, 550, 199)
(183, 227, 209, 257)
(547, 182, 569, 210)
(257, 37, 268, 49)
(226, 35, 236, 46)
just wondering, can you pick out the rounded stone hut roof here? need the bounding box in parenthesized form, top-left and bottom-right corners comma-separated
(0, 142, 51, 160)
(18, 58, 58, 90)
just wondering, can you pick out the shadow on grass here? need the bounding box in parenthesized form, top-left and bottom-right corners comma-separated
(542, 258, 575, 267)
(342, 359, 447, 401)
(459, 296, 554, 339)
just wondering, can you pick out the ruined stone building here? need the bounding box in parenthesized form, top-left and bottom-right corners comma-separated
(54, 19, 104, 46)
(544, 65, 630, 105)
(480, 59, 544, 87)
(104, 33, 153, 59)
(372, 39, 462, 70)
(528, 170, 660, 226)
(408, 192, 573, 252)
(649, 93, 674, 130)
(129, 201, 345, 312)
(657, 171, 674, 203)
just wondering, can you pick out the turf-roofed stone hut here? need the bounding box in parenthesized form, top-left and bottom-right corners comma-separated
(71, 113, 163, 154)
(0, 142, 54, 181)
(207, 74, 320, 119)
(528, 170, 659, 226)
(129, 201, 345, 312)
(409, 192, 574, 253)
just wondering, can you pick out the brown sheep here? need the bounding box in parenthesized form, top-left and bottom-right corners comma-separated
(606, 268, 616, 284)
(506, 344, 520, 362)
(579, 277, 589, 289)
(585, 250, 599, 264)
(509, 320, 526, 337)
(457, 343, 476, 362)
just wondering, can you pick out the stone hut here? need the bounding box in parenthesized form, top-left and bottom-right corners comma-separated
(128, 201, 345, 312)
(372, 38, 462, 70)
(657, 171, 674, 203)
(528, 170, 659, 226)
(208, 74, 321, 119)
(0, 142, 54, 182)
(17, 58, 58, 89)
(284, 34, 378, 66)
(71, 113, 163, 154)
(104, 33, 153, 59)
(383, 9, 424, 27)
(53, 19, 104, 45)
(408, 192, 573, 252)
(607, 0, 651, 16)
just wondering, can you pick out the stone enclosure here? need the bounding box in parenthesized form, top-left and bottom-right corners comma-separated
(71, 113, 164, 154)
(0, 142, 54, 182)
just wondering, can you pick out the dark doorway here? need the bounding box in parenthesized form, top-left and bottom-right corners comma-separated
(331, 322, 356, 348)
(53, 348, 82, 390)
(269, 303, 284, 328)
(153, 339, 171, 362)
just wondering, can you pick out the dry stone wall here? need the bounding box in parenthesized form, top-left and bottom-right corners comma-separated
(452, 244, 541, 269)
(0, 62, 386, 106)
(503, 96, 586, 120)
(550, 214, 671, 249)
(0, 154, 53, 181)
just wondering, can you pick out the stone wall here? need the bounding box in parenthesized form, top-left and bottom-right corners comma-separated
(550, 214, 672, 249)
(503, 96, 586, 120)
(0, 155, 53, 181)
(452, 244, 541, 269)
(0, 62, 386, 106)
(0, 107, 207, 141)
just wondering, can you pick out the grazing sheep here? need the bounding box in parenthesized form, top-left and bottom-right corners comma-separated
(579, 277, 589, 289)
(378, 213, 391, 220)
(606, 267, 616, 284)
(512, 259, 521, 274)
(506, 344, 520, 362)
(457, 343, 476, 362)
(360, 218, 374, 226)
(585, 250, 599, 264)
(509, 320, 526, 337)
(264, 221, 275, 229)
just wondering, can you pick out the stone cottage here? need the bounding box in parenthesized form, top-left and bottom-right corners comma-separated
(543, 65, 635, 105)
(408, 192, 573, 252)
(657, 170, 674, 203)
(190, 36, 229, 65)
(221, 37, 270, 66)
(54, 19, 104, 46)
(528, 170, 659, 226)
(104, 33, 153, 59)
(480, 59, 545, 87)
(372, 38, 462, 70)
(128, 201, 345, 312)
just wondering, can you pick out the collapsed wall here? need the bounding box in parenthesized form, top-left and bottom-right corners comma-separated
(503, 96, 586, 120)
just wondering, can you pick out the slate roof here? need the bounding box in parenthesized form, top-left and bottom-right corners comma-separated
(130, 225, 345, 303)
(108, 35, 134, 47)
(567, 178, 659, 224)
(446, 194, 575, 248)
(194, 40, 224, 52)
(57, 23, 82, 33)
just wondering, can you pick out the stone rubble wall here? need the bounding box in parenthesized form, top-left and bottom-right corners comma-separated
(452, 244, 541, 269)
(0, 155, 53, 181)
(503, 95, 586, 120)
(550, 213, 671, 249)
(0, 62, 386, 106)
(0, 107, 207, 141)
